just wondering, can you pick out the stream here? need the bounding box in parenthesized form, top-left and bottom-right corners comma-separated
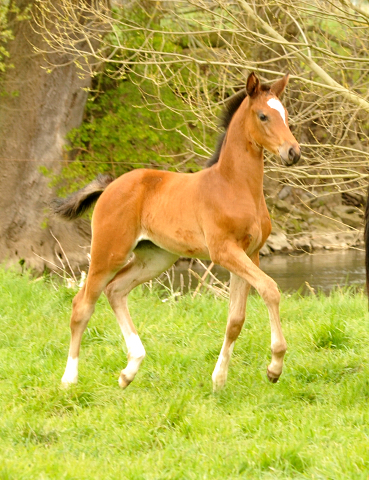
(171, 249, 366, 295)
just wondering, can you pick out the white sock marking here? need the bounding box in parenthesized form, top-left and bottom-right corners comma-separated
(212, 341, 235, 387)
(127, 333, 145, 360)
(62, 356, 79, 384)
(267, 98, 286, 125)
(122, 334, 146, 381)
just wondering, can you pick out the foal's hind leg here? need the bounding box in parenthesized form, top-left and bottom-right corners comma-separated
(105, 242, 178, 389)
(61, 270, 116, 386)
(212, 273, 250, 392)
(61, 232, 134, 386)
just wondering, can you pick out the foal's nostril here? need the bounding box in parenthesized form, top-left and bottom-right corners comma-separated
(288, 147, 295, 161)
(288, 147, 300, 164)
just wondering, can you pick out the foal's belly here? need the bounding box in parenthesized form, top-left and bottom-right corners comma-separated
(139, 220, 266, 262)
(139, 227, 211, 260)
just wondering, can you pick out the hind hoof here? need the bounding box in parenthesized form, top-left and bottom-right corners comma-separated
(61, 374, 78, 387)
(118, 371, 132, 389)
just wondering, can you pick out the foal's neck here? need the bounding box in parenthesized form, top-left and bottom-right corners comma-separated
(215, 101, 265, 197)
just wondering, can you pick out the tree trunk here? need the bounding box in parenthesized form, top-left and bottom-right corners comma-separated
(0, 1, 95, 274)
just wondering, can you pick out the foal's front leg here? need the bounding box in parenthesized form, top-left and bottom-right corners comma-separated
(212, 273, 250, 391)
(210, 243, 287, 386)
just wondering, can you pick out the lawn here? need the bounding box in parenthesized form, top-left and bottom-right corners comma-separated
(1, 268, 369, 479)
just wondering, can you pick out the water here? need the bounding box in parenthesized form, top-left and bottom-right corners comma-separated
(260, 249, 366, 294)
(171, 249, 366, 295)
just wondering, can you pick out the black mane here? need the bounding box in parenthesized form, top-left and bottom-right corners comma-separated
(206, 84, 271, 167)
(206, 89, 247, 167)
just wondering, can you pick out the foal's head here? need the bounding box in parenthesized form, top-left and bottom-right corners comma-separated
(245, 73, 300, 166)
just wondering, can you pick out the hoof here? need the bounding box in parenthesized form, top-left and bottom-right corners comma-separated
(212, 372, 227, 393)
(118, 371, 132, 389)
(212, 381, 225, 393)
(267, 368, 280, 384)
(61, 378, 77, 388)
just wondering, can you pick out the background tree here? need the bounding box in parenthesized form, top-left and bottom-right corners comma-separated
(0, 0, 109, 272)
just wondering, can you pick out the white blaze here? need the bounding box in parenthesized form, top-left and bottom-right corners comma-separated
(267, 98, 286, 125)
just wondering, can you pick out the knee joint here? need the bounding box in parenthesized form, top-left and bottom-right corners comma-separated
(260, 280, 280, 306)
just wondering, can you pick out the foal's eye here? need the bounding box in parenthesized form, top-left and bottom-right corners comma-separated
(259, 113, 268, 122)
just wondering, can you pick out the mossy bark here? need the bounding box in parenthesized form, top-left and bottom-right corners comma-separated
(0, 1, 96, 273)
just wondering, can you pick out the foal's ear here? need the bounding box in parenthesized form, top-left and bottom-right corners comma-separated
(246, 72, 260, 98)
(270, 73, 290, 98)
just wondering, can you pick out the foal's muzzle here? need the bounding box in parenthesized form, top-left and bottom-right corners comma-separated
(279, 142, 301, 166)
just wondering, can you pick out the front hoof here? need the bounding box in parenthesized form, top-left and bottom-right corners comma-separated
(212, 381, 225, 393)
(118, 371, 132, 389)
(212, 371, 227, 393)
(267, 368, 280, 384)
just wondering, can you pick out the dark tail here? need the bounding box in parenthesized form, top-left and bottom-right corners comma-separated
(52, 174, 115, 220)
(365, 185, 369, 297)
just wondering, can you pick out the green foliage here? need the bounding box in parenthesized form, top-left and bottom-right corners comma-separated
(46, 2, 223, 196)
(0, 1, 12, 73)
(46, 3, 214, 196)
(0, 2, 32, 73)
(50, 77, 204, 196)
(2, 268, 369, 478)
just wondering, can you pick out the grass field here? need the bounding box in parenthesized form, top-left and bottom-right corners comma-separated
(1, 267, 369, 479)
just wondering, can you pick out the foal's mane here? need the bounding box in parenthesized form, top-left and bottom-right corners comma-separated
(206, 83, 271, 167)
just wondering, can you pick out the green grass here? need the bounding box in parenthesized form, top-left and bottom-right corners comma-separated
(1, 268, 369, 479)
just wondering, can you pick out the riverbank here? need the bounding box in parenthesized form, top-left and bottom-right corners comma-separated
(261, 228, 363, 255)
(263, 183, 365, 255)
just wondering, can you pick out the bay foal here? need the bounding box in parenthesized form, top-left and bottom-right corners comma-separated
(55, 73, 300, 391)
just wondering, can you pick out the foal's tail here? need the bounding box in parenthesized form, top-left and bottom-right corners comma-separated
(52, 174, 115, 220)
(365, 186, 369, 297)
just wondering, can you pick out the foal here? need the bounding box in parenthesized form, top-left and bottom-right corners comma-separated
(55, 72, 300, 391)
